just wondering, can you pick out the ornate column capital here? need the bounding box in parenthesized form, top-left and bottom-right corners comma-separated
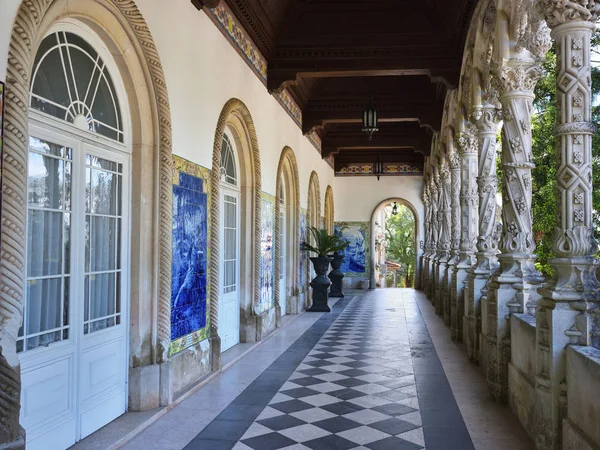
(497, 61, 544, 97)
(538, 0, 600, 28)
(472, 103, 503, 135)
(455, 127, 479, 155)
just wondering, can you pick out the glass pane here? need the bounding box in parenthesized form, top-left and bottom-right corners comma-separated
(88, 272, 116, 320)
(225, 229, 236, 259)
(89, 216, 116, 272)
(28, 153, 64, 209)
(31, 34, 70, 116)
(26, 277, 62, 335)
(84, 275, 90, 321)
(85, 216, 91, 272)
(29, 137, 68, 158)
(27, 210, 64, 277)
(64, 213, 71, 274)
(90, 169, 117, 215)
(63, 277, 70, 327)
(30, 32, 124, 142)
(86, 154, 119, 172)
(27, 331, 61, 351)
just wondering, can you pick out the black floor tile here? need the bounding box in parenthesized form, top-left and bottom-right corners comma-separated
(366, 436, 424, 450)
(269, 399, 314, 414)
(257, 414, 306, 431)
(369, 418, 419, 435)
(304, 434, 357, 450)
(320, 401, 362, 415)
(242, 432, 296, 450)
(312, 416, 362, 433)
(372, 403, 417, 416)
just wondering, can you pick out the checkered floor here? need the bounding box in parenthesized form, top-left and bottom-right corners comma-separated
(235, 298, 425, 450)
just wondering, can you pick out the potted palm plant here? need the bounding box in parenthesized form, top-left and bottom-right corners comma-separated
(301, 226, 349, 312)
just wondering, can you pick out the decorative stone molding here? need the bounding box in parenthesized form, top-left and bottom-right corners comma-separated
(324, 186, 334, 234)
(274, 147, 301, 321)
(1, 0, 173, 444)
(440, 161, 452, 254)
(472, 104, 502, 257)
(455, 128, 479, 257)
(497, 61, 542, 256)
(210, 98, 262, 345)
(538, 0, 600, 28)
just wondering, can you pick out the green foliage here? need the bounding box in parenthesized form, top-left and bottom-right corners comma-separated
(384, 206, 416, 287)
(531, 36, 600, 277)
(301, 226, 349, 257)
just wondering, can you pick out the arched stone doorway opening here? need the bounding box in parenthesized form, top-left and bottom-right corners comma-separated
(369, 198, 421, 290)
(2, 0, 173, 447)
(274, 147, 301, 323)
(209, 98, 262, 360)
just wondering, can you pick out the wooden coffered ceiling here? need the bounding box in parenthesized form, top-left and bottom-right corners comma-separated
(194, 0, 478, 175)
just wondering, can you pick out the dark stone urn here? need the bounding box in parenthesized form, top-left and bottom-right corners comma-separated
(308, 256, 333, 312)
(328, 252, 345, 298)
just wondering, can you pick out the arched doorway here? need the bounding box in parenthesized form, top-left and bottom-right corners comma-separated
(209, 98, 261, 355)
(219, 130, 241, 351)
(370, 199, 420, 289)
(3, 1, 173, 446)
(275, 147, 300, 321)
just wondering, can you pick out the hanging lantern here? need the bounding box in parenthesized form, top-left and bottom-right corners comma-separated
(362, 79, 378, 141)
(391, 202, 398, 215)
(374, 155, 384, 181)
(362, 97, 379, 141)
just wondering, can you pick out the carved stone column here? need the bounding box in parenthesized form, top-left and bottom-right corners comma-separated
(422, 184, 432, 291)
(484, 60, 547, 403)
(436, 161, 452, 317)
(448, 150, 462, 338)
(430, 167, 442, 305)
(536, 2, 600, 448)
(456, 128, 479, 344)
(466, 102, 502, 363)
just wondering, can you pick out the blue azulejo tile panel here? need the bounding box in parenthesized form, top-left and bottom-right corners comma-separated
(299, 211, 307, 291)
(259, 193, 275, 314)
(335, 222, 370, 276)
(171, 157, 210, 348)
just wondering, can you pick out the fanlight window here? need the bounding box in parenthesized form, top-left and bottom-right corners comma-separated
(30, 31, 124, 142)
(220, 134, 237, 186)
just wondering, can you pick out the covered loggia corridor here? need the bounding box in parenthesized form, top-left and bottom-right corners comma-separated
(2, 0, 600, 450)
(77, 289, 531, 450)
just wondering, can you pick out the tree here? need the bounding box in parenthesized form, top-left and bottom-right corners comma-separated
(384, 205, 416, 287)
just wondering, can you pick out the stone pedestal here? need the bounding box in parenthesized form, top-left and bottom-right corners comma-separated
(308, 257, 333, 312)
(328, 253, 345, 298)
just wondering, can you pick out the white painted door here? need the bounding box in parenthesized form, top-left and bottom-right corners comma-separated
(220, 189, 240, 352)
(78, 145, 128, 439)
(19, 128, 129, 450)
(279, 197, 287, 316)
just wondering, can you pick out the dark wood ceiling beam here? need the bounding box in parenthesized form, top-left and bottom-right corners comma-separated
(191, 0, 221, 9)
(322, 134, 432, 159)
(303, 103, 443, 134)
(268, 63, 460, 94)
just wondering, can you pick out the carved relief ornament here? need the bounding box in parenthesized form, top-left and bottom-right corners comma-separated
(538, 0, 600, 27)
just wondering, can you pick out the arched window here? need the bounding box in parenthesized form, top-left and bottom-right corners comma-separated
(220, 134, 238, 186)
(30, 31, 124, 142)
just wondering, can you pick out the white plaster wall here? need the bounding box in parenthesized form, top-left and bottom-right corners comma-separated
(134, 0, 335, 206)
(334, 175, 424, 240)
(0, 0, 335, 210)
